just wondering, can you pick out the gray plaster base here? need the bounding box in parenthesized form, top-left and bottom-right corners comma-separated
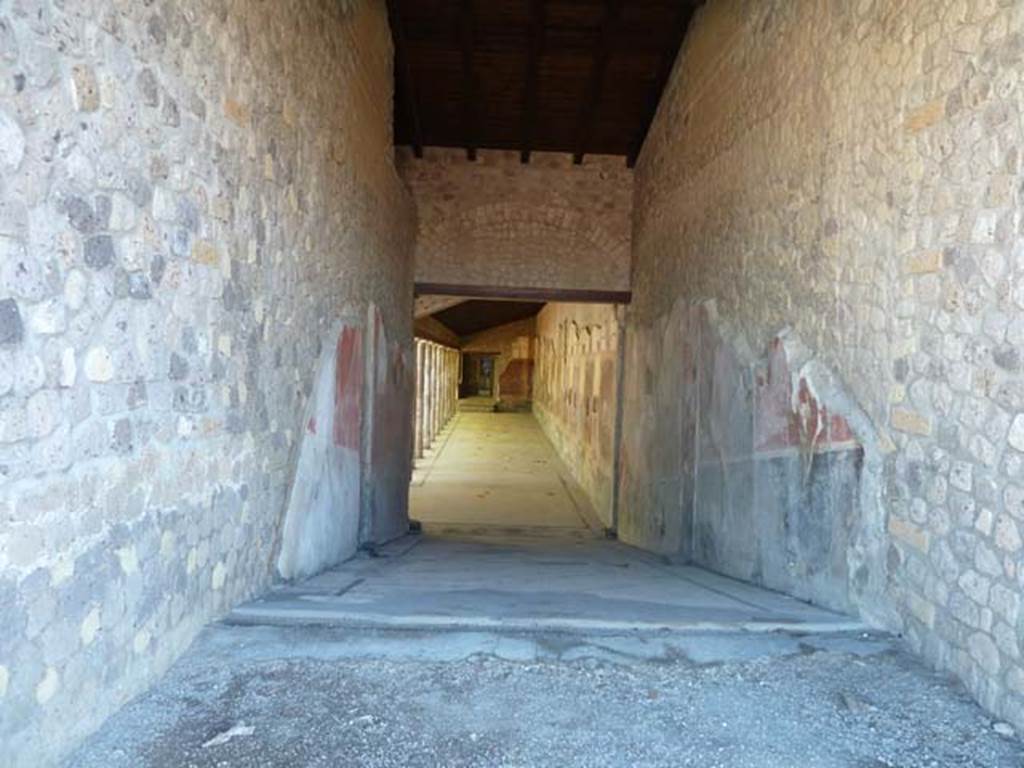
(65, 623, 1022, 767)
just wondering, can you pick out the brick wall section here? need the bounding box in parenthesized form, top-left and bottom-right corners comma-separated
(628, 0, 1024, 729)
(399, 148, 633, 292)
(534, 303, 621, 528)
(0, 1, 414, 764)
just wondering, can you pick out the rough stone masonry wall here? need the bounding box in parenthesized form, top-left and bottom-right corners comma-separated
(534, 303, 620, 528)
(0, 1, 414, 764)
(627, 0, 1024, 729)
(400, 148, 633, 293)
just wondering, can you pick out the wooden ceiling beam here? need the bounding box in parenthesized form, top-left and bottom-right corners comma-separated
(458, 0, 479, 161)
(627, 3, 698, 168)
(520, 0, 546, 164)
(572, 0, 622, 165)
(388, 0, 423, 158)
(415, 282, 632, 305)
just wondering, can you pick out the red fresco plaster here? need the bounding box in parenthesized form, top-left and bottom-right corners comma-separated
(333, 326, 363, 451)
(755, 338, 857, 454)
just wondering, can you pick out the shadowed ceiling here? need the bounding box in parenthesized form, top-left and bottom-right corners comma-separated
(388, 0, 703, 166)
(433, 300, 545, 337)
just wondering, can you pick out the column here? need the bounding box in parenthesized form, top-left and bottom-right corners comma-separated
(414, 340, 425, 458)
(451, 350, 458, 417)
(436, 348, 444, 438)
(444, 349, 453, 423)
(424, 343, 434, 448)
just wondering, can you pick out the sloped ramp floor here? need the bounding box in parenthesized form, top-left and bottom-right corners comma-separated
(227, 526, 863, 634)
(231, 411, 861, 635)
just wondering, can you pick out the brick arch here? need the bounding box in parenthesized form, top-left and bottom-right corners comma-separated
(416, 202, 630, 292)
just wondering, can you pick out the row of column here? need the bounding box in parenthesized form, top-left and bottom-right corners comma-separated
(414, 339, 460, 458)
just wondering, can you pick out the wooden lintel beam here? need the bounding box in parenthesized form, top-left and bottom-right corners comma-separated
(388, 0, 423, 158)
(520, 0, 546, 164)
(458, 0, 478, 161)
(572, 0, 622, 165)
(414, 282, 632, 305)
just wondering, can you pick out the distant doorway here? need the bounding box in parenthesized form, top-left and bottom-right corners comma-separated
(461, 353, 497, 397)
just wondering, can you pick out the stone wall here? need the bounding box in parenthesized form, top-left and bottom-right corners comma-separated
(400, 148, 632, 293)
(627, 0, 1024, 729)
(461, 317, 536, 409)
(534, 303, 621, 528)
(0, 1, 414, 764)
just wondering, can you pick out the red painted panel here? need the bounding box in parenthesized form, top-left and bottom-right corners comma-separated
(333, 326, 363, 451)
(754, 338, 800, 452)
(499, 358, 533, 399)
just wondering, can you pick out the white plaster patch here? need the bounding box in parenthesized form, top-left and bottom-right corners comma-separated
(50, 554, 74, 586)
(133, 629, 151, 655)
(160, 530, 176, 559)
(211, 561, 227, 590)
(80, 606, 101, 646)
(115, 545, 138, 575)
(36, 667, 59, 705)
(28, 299, 67, 335)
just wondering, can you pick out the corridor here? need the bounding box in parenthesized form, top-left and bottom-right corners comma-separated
(6, 0, 1024, 763)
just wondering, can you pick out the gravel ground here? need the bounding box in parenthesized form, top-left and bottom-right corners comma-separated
(65, 624, 1024, 768)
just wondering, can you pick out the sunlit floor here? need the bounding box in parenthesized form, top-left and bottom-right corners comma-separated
(411, 408, 598, 530)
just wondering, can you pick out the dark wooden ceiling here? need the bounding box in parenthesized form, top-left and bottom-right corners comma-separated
(433, 300, 545, 337)
(389, 0, 703, 166)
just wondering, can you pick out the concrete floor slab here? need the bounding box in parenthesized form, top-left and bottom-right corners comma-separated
(229, 528, 864, 633)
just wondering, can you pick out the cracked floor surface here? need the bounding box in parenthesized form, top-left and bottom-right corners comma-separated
(66, 622, 1023, 767)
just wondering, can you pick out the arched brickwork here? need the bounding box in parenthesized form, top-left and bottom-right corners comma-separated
(399, 148, 632, 293)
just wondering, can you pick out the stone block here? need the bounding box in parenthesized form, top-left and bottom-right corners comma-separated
(83, 347, 113, 383)
(968, 632, 1001, 676)
(995, 515, 1022, 552)
(1009, 416, 1024, 453)
(889, 516, 931, 553)
(905, 250, 944, 275)
(0, 109, 25, 173)
(83, 236, 115, 270)
(191, 240, 219, 266)
(224, 97, 250, 126)
(70, 65, 100, 112)
(904, 99, 945, 132)
(891, 407, 932, 436)
(0, 299, 24, 345)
